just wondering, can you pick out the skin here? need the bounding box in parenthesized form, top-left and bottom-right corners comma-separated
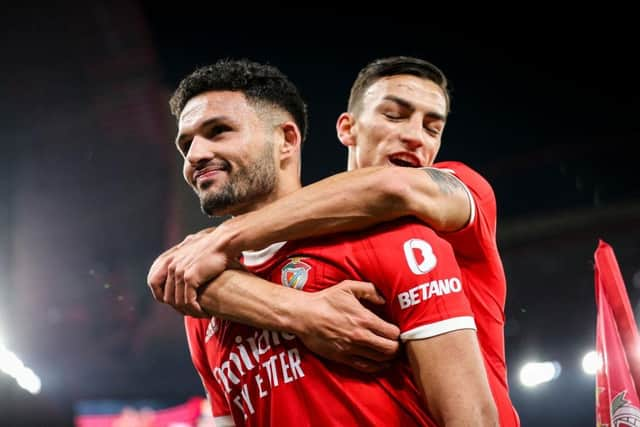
(341, 75, 447, 171)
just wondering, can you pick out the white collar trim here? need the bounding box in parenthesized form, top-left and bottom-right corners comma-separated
(242, 241, 287, 266)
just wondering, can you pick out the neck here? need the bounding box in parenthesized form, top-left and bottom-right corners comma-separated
(228, 174, 302, 217)
(347, 147, 357, 171)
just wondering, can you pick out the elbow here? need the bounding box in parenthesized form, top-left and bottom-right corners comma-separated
(373, 167, 415, 217)
(476, 398, 499, 427)
(379, 167, 453, 230)
(441, 398, 498, 427)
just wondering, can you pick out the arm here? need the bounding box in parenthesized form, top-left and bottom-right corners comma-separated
(218, 165, 471, 257)
(406, 330, 498, 427)
(148, 233, 400, 372)
(198, 271, 400, 372)
(148, 166, 470, 326)
(349, 219, 496, 425)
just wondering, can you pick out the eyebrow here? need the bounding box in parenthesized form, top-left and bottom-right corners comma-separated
(175, 116, 230, 147)
(382, 95, 446, 122)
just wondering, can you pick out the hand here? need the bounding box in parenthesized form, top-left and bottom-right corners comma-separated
(147, 227, 232, 317)
(295, 280, 400, 372)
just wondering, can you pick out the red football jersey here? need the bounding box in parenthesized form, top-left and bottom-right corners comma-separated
(186, 219, 475, 426)
(434, 161, 520, 426)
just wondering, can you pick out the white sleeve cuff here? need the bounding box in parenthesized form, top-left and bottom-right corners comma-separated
(435, 168, 476, 228)
(214, 415, 236, 426)
(462, 181, 476, 227)
(400, 316, 476, 341)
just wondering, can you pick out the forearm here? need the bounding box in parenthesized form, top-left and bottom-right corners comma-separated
(197, 269, 302, 333)
(407, 330, 498, 426)
(217, 166, 471, 255)
(217, 167, 414, 254)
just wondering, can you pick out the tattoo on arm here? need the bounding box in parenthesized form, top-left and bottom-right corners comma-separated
(422, 168, 466, 195)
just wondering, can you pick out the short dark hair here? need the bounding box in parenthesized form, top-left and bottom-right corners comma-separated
(169, 58, 308, 143)
(348, 56, 450, 116)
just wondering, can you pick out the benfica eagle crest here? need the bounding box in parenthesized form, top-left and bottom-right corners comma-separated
(281, 257, 311, 290)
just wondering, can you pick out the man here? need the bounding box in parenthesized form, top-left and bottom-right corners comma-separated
(166, 58, 497, 426)
(149, 57, 519, 425)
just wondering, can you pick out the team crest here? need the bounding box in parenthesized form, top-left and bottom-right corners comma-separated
(610, 391, 640, 427)
(281, 257, 312, 290)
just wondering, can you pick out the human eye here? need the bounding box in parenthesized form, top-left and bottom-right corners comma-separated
(424, 127, 441, 136)
(208, 124, 232, 137)
(382, 107, 403, 120)
(424, 118, 444, 136)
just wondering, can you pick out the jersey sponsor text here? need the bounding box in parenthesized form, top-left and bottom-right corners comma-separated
(397, 277, 462, 309)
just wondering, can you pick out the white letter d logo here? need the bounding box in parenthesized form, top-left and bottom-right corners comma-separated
(403, 239, 437, 275)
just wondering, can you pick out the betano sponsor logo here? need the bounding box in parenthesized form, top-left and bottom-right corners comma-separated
(403, 239, 437, 275)
(397, 277, 462, 309)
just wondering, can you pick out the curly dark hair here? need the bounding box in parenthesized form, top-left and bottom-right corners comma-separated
(348, 56, 451, 116)
(169, 58, 308, 143)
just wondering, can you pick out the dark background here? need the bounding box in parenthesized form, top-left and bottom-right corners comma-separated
(1, 3, 638, 426)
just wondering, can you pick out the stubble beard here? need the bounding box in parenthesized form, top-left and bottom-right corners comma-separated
(197, 141, 277, 217)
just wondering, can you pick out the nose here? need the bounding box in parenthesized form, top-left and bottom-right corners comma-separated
(185, 135, 215, 166)
(399, 117, 426, 151)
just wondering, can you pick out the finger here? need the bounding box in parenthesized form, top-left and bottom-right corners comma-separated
(147, 258, 172, 301)
(174, 264, 186, 307)
(340, 280, 386, 305)
(187, 254, 225, 286)
(183, 266, 199, 311)
(164, 264, 177, 305)
(344, 336, 399, 362)
(148, 276, 165, 302)
(147, 242, 186, 290)
(363, 313, 401, 341)
(183, 301, 209, 318)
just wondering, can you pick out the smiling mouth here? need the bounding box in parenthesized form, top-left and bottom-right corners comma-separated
(388, 153, 421, 167)
(193, 161, 231, 184)
(389, 158, 417, 167)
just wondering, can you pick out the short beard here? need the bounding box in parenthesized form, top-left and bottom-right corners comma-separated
(198, 141, 277, 217)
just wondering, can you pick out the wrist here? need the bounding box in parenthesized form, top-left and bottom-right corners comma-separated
(272, 287, 307, 335)
(214, 218, 244, 259)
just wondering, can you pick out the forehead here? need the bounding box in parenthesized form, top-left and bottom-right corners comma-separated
(178, 91, 257, 130)
(362, 75, 447, 115)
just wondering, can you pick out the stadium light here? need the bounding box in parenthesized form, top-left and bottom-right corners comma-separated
(16, 367, 41, 394)
(519, 361, 561, 387)
(0, 343, 41, 394)
(582, 350, 602, 375)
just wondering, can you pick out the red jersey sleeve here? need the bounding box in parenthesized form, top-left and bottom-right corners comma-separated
(350, 220, 476, 342)
(434, 161, 498, 260)
(184, 316, 234, 426)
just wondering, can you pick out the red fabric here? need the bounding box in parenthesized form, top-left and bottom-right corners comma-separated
(595, 240, 640, 425)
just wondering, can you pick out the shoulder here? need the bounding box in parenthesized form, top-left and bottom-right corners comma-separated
(349, 218, 454, 262)
(433, 161, 493, 195)
(433, 161, 496, 217)
(296, 218, 451, 260)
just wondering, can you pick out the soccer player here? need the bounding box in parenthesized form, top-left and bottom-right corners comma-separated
(167, 59, 497, 426)
(149, 57, 519, 425)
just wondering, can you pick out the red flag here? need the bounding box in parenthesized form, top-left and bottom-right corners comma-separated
(595, 240, 640, 426)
